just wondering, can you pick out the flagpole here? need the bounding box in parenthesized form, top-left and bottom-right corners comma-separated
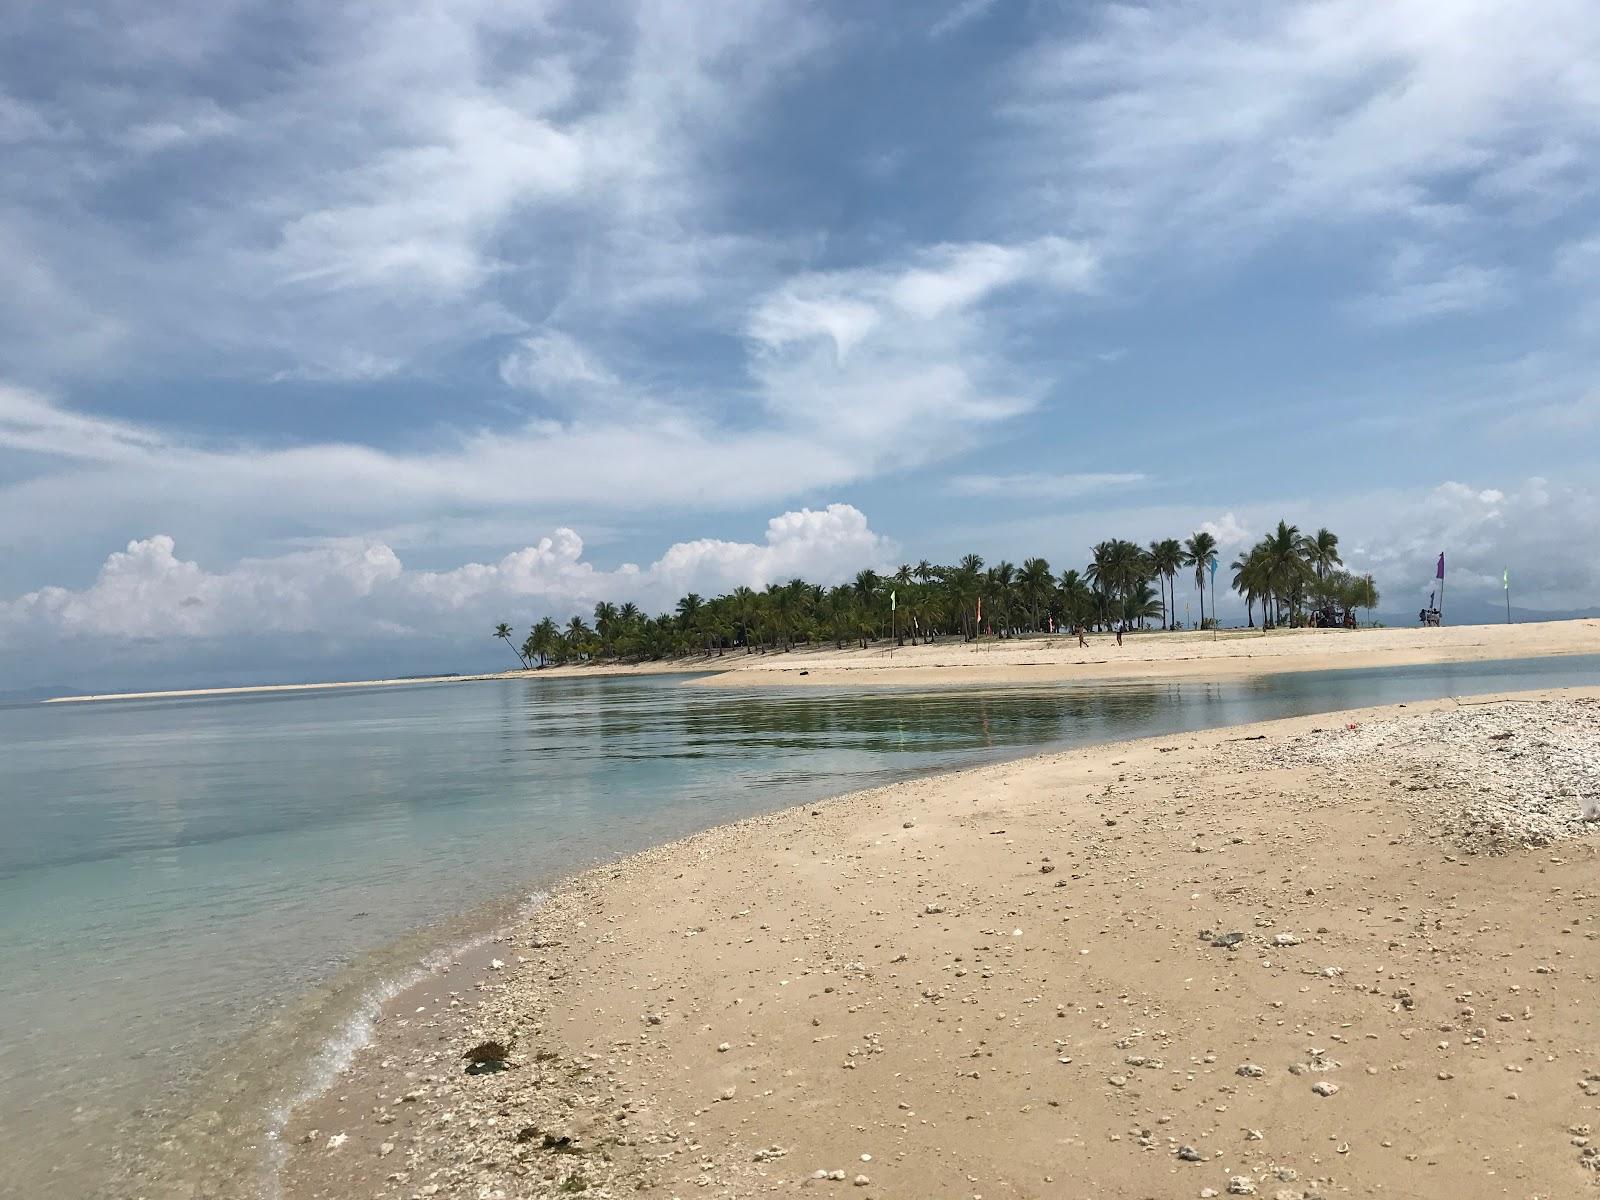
(1505, 571, 1511, 624)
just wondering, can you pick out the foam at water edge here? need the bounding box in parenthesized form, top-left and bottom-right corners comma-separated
(259, 889, 550, 1198)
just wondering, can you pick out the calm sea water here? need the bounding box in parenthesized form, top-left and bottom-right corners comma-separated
(2, 654, 1597, 1197)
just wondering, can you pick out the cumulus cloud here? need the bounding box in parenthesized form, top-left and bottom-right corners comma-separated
(0, 505, 895, 657)
(1196, 511, 1253, 553)
(1355, 478, 1600, 606)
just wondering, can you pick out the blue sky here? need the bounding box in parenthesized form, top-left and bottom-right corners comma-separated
(3, 0, 1599, 688)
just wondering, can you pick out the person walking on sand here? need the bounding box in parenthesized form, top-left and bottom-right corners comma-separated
(1077, 624, 1089, 649)
(1115, 620, 1124, 647)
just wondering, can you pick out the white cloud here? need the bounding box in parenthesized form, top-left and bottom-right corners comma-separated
(0, 382, 168, 463)
(1355, 478, 1600, 605)
(0, 0, 829, 382)
(1197, 511, 1252, 553)
(949, 471, 1144, 500)
(0, 228, 1102, 586)
(929, 0, 1000, 40)
(1009, 1, 1600, 279)
(0, 505, 894, 652)
(499, 331, 619, 394)
(1356, 243, 1509, 325)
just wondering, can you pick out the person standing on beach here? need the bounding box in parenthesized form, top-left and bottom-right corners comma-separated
(1115, 621, 1124, 647)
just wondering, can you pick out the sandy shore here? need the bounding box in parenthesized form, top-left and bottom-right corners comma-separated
(695, 618, 1600, 689)
(280, 686, 1600, 1200)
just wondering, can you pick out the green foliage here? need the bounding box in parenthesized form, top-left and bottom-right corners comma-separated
(494, 521, 1357, 665)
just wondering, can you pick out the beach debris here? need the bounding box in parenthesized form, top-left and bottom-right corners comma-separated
(1227, 1177, 1257, 1195)
(325, 1132, 348, 1150)
(1272, 933, 1302, 946)
(1236, 1063, 1266, 1078)
(1203, 930, 1246, 949)
(1311, 1081, 1340, 1097)
(462, 1039, 511, 1073)
(1177, 1144, 1203, 1161)
(853, 1175, 870, 1186)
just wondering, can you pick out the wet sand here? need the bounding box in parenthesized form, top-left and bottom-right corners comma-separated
(279, 686, 1600, 1200)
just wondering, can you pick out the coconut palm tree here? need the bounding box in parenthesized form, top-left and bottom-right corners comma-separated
(1230, 544, 1268, 628)
(528, 617, 559, 666)
(493, 622, 527, 669)
(1148, 538, 1184, 630)
(1057, 568, 1092, 630)
(1183, 531, 1219, 629)
(1019, 557, 1053, 633)
(1260, 520, 1308, 626)
(1121, 582, 1164, 627)
(1305, 527, 1342, 581)
(564, 615, 593, 659)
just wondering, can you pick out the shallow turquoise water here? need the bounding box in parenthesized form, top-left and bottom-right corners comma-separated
(1, 654, 1596, 1195)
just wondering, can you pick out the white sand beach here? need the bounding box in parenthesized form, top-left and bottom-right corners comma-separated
(278, 686, 1600, 1200)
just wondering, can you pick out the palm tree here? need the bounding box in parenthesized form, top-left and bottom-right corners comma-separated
(1121, 582, 1164, 626)
(1058, 568, 1092, 631)
(591, 601, 619, 657)
(528, 617, 559, 667)
(1085, 542, 1117, 608)
(1260, 520, 1307, 626)
(852, 569, 881, 640)
(1183, 531, 1219, 629)
(493, 622, 527, 669)
(1019, 557, 1053, 633)
(728, 586, 759, 651)
(1231, 544, 1268, 628)
(1148, 538, 1184, 630)
(952, 554, 985, 639)
(1305, 527, 1342, 581)
(564, 615, 593, 655)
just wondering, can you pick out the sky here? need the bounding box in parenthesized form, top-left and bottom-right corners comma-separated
(3, 0, 1599, 690)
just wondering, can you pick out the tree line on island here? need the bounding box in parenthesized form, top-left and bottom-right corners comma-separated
(493, 520, 1381, 668)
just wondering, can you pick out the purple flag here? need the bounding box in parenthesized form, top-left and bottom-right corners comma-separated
(1435, 552, 1445, 580)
